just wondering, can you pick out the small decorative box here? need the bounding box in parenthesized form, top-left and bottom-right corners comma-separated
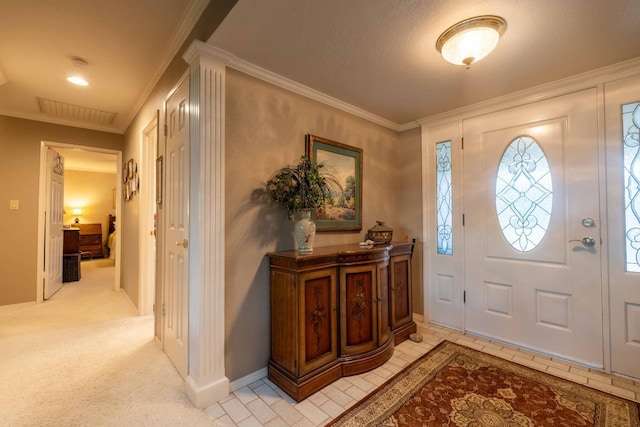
(367, 221, 393, 245)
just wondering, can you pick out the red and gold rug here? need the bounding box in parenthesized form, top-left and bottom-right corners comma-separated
(328, 340, 639, 426)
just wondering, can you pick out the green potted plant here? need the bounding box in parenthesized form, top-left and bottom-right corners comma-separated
(266, 155, 340, 252)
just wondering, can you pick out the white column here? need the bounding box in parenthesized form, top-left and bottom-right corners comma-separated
(182, 40, 230, 408)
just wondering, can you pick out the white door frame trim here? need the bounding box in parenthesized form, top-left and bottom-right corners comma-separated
(36, 141, 122, 302)
(182, 40, 229, 408)
(139, 114, 158, 316)
(418, 65, 640, 374)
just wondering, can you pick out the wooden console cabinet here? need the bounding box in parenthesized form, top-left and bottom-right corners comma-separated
(267, 242, 416, 401)
(77, 223, 103, 259)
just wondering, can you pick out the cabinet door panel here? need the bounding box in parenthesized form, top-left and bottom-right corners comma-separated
(299, 270, 337, 375)
(391, 254, 412, 329)
(340, 265, 376, 354)
(270, 270, 298, 373)
(377, 261, 391, 344)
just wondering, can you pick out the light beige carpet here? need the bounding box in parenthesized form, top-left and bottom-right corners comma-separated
(0, 259, 136, 337)
(0, 259, 211, 426)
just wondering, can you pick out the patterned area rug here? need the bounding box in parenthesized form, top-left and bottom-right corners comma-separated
(328, 340, 640, 426)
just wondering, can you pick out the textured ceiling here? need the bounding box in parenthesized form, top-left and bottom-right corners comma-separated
(209, 0, 640, 126)
(0, 0, 210, 133)
(1, 1, 639, 134)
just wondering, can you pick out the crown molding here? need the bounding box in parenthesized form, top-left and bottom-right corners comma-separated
(122, 0, 212, 134)
(418, 56, 640, 127)
(398, 121, 420, 132)
(191, 41, 404, 132)
(183, 39, 235, 66)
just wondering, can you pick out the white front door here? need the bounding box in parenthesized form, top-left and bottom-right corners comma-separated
(605, 74, 640, 379)
(163, 75, 190, 378)
(44, 148, 64, 300)
(463, 89, 604, 367)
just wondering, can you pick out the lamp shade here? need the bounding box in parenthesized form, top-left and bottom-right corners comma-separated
(436, 15, 507, 68)
(72, 208, 82, 216)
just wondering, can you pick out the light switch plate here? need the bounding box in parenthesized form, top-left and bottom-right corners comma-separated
(9, 200, 19, 210)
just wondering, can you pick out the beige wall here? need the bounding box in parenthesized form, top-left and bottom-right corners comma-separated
(397, 126, 424, 315)
(0, 116, 123, 305)
(224, 68, 422, 381)
(0, 0, 422, 387)
(65, 170, 117, 248)
(0, 66, 423, 383)
(120, 0, 237, 321)
(1, 52, 423, 390)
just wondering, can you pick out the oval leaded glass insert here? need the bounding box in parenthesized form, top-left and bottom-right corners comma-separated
(496, 136, 553, 252)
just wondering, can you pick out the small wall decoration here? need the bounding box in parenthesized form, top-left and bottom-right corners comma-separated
(305, 134, 363, 232)
(123, 158, 139, 201)
(53, 153, 64, 175)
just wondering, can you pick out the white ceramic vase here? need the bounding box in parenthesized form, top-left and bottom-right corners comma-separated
(294, 209, 316, 253)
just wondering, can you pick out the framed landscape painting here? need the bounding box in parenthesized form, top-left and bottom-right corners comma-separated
(305, 134, 362, 232)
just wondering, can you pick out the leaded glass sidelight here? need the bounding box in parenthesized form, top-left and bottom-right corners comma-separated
(496, 136, 553, 252)
(436, 140, 453, 255)
(623, 101, 640, 272)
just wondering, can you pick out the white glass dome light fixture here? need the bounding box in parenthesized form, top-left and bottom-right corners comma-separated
(436, 15, 507, 69)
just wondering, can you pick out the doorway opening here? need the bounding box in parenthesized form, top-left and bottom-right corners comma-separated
(37, 141, 122, 305)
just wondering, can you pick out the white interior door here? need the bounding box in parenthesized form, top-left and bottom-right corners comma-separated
(163, 76, 190, 378)
(463, 89, 604, 367)
(139, 115, 158, 316)
(44, 148, 64, 300)
(605, 74, 640, 379)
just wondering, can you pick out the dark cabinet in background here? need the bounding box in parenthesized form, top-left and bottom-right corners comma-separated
(77, 223, 103, 259)
(63, 228, 81, 282)
(63, 228, 80, 254)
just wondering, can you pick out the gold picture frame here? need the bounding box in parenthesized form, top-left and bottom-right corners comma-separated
(305, 134, 362, 232)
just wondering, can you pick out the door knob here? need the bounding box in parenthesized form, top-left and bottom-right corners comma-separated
(176, 239, 189, 248)
(568, 237, 596, 247)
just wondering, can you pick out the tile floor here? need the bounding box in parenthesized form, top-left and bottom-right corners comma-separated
(205, 320, 640, 426)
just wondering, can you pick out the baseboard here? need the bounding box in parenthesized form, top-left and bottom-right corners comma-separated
(230, 367, 268, 393)
(228, 317, 430, 395)
(185, 375, 230, 408)
(118, 288, 138, 312)
(0, 301, 35, 311)
(224, 315, 426, 397)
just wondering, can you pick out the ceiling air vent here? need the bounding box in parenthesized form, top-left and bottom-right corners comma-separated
(38, 97, 116, 126)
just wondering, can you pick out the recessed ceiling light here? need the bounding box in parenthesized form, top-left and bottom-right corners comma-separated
(67, 56, 89, 86)
(67, 76, 89, 86)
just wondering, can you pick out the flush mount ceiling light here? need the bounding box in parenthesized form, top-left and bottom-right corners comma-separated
(67, 56, 89, 86)
(436, 15, 507, 69)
